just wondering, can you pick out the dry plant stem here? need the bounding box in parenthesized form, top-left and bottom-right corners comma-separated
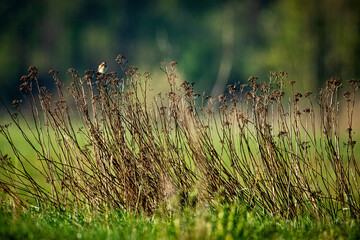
(0, 62, 359, 219)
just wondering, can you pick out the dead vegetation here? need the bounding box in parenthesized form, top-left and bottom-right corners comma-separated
(0, 55, 359, 220)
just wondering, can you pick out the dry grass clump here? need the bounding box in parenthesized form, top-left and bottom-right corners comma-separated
(0, 55, 359, 220)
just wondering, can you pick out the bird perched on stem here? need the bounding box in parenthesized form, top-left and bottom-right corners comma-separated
(97, 61, 108, 74)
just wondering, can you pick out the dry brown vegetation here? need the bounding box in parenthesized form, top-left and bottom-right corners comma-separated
(0, 55, 359, 220)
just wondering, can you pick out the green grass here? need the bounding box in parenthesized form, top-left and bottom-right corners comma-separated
(1, 198, 359, 240)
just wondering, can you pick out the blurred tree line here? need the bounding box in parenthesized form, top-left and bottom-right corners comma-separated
(0, 0, 359, 102)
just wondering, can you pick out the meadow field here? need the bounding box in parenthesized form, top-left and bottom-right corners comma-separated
(1, 56, 360, 239)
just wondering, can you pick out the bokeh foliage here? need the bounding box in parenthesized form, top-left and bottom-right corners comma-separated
(1, 0, 359, 101)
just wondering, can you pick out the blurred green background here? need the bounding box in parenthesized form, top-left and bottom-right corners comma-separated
(1, 0, 360, 102)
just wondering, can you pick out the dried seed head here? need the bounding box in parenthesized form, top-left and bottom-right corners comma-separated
(12, 99, 22, 107)
(270, 71, 277, 77)
(169, 61, 177, 67)
(28, 66, 38, 73)
(240, 84, 248, 90)
(303, 108, 311, 113)
(248, 76, 258, 82)
(343, 91, 350, 99)
(19, 82, 30, 92)
(192, 93, 200, 99)
(144, 72, 151, 78)
(208, 97, 215, 105)
(272, 90, 279, 96)
(84, 69, 94, 75)
(20, 75, 28, 82)
(218, 94, 226, 102)
(279, 71, 287, 77)
(349, 140, 356, 147)
(116, 54, 126, 62)
(245, 92, 254, 101)
(326, 77, 342, 89)
(347, 79, 360, 86)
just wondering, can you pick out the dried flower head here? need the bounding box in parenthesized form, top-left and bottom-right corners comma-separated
(343, 91, 350, 99)
(169, 61, 177, 67)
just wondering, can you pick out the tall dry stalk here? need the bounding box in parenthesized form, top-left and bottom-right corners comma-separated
(0, 57, 359, 220)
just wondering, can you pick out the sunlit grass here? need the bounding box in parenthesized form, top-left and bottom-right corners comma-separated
(1, 196, 360, 240)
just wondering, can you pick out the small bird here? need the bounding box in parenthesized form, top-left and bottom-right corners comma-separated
(97, 61, 108, 74)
